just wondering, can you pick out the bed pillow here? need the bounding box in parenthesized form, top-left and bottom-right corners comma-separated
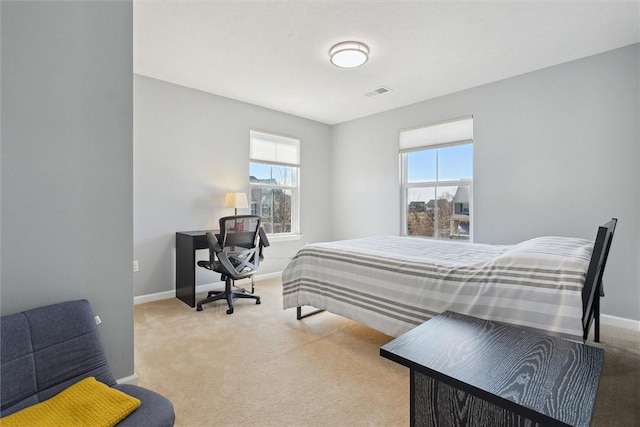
(500, 236, 593, 263)
(0, 377, 141, 427)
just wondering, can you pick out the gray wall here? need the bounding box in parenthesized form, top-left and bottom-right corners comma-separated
(1, 1, 134, 379)
(331, 45, 640, 321)
(133, 75, 332, 297)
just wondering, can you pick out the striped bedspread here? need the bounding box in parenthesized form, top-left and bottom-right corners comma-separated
(282, 236, 594, 341)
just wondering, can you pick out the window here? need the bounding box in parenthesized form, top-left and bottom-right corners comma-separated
(249, 130, 300, 236)
(400, 117, 473, 241)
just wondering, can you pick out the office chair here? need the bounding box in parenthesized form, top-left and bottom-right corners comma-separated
(196, 215, 269, 314)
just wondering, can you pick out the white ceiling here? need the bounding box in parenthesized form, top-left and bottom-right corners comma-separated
(134, 1, 640, 125)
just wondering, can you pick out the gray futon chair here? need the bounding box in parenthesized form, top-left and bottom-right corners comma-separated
(1, 299, 175, 426)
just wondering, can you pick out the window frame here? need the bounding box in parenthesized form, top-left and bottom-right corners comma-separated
(249, 130, 301, 240)
(399, 118, 473, 241)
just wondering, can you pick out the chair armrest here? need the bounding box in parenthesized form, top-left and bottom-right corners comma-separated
(205, 232, 223, 252)
(258, 227, 270, 247)
(258, 227, 270, 261)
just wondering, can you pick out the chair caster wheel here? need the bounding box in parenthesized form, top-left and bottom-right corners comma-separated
(196, 306, 203, 311)
(226, 308, 234, 314)
(256, 299, 261, 305)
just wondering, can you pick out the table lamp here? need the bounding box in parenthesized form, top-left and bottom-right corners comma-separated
(224, 192, 249, 216)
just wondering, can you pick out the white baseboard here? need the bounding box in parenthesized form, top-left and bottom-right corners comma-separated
(117, 373, 138, 385)
(134, 290, 175, 305)
(133, 271, 283, 306)
(601, 313, 640, 331)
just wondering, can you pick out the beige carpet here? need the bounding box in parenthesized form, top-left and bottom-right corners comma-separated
(134, 278, 640, 426)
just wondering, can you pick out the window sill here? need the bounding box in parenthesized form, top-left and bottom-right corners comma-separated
(267, 233, 302, 243)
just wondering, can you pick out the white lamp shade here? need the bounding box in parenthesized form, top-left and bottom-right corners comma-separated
(329, 41, 369, 68)
(224, 192, 249, 209)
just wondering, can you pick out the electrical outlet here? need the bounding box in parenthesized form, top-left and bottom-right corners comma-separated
(133, 260, 139, 272)
(94, 315, 102, 325)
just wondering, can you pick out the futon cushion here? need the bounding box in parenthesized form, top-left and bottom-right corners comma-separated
(0, 377, 140, 427)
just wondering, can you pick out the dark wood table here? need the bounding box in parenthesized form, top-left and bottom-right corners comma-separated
(380, 311, 604, 427)
(175, 230, 217, 307)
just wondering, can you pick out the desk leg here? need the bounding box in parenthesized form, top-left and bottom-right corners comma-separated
(176, 233, 196, 307)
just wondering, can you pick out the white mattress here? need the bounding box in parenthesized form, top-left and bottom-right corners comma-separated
(282, 236, 593, 341)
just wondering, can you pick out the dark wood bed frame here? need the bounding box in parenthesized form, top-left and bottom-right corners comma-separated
(582, 217, 617, 342)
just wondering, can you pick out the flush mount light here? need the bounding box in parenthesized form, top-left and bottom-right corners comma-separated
(329, 41, 369, 68)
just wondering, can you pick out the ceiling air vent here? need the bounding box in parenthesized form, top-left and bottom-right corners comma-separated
(364, 86, 392, 97)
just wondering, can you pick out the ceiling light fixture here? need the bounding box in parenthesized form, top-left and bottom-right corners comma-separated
(329, 41, 369, 68)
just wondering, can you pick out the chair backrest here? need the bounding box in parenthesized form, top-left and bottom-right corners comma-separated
(215, 215, 263, 280)
(219, 215, 262, 249)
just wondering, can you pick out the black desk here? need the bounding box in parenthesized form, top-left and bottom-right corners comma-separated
(175, 230, 218, 307)
(381, 311, 604, 427)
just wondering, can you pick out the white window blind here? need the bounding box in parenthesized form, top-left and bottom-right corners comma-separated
(250, 130, 300, 166)
(399, 116, 473, 152)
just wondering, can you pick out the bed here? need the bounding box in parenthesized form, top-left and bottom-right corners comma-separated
(282, 219, 616, 342)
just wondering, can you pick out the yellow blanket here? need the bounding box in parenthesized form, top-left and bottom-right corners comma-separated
(0, 377, 141, 427)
